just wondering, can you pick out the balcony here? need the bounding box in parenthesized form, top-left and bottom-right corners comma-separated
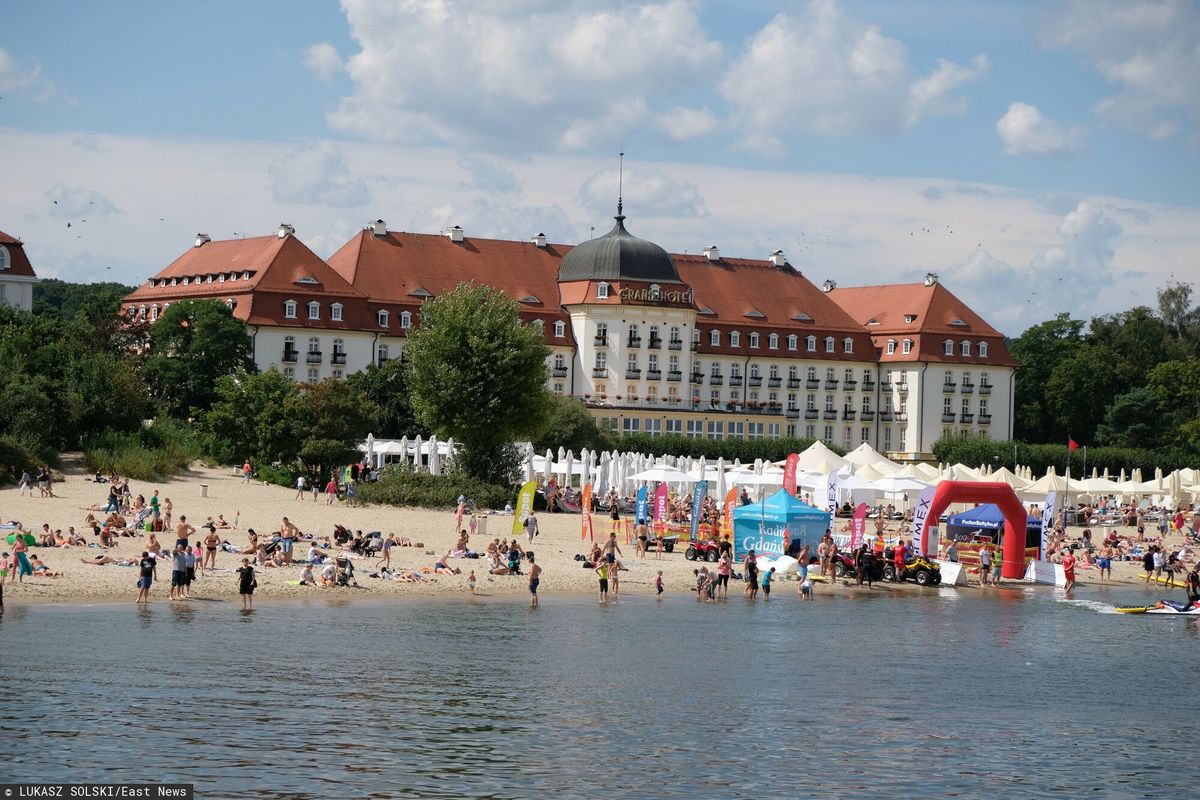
(594, 335, 608, 347)
(667, 370, 682, 382)
(979, 414, 992, 425)
(897, 382, 909, 393)
(862, 381, 876, 392)
(690, 372, 704, 384)
(979, 384, 992, 395)
(748, 376, 762, 387)
(942, 413, 957, 423)
(592, 367, 608, 378)
(647, 369, 662, 380)
(806, 379, 821, 389)
(844, 380, 857, 391)
(805, 409, 819, 420)
(668, 338, 683, 350)
(306, 351, 322, 364)
(786, 409, 800, 419)
(787, 378, 801, 389)
(282, 349, 298, 363)
(824, 379, 839, 389)
(960, 413, 975, 423)
(768, 377, 782, 388)
(709, 375, 723, 386)
(942, 382, 957, 393)
(880, 381, 893, 391)
(842, 410, 857, 420)
(552, 366, 568, 378)
(331, 352, 347, 365)
(860, 410, 875, 421)
(823, 410, 838, 420)
(880, 411, 895, 421)
(961, 383, 975, 394)
(625, 368, 642, 380)
(647, 337, 662, 349)
(897, 412, 908, 421)
(726, 402, 743, 412)
(627, 336, 642, 348)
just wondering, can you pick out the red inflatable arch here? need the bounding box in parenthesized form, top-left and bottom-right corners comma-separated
(919, 481, 1029, 580)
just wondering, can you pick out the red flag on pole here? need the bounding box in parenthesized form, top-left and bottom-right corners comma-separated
(1068, 438, 1079, 452)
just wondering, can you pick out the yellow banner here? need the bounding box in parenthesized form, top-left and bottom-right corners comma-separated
(581, 483, 593, 541)
(513, 480, 537, 535)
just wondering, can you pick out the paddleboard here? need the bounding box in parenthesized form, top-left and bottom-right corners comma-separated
(1114, 606, 1149, 614)
(1142, 573, 1189, 588)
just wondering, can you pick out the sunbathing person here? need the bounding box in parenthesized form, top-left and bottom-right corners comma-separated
(392, 570, 429, 583)
(239, 531, 259, 555)
(80, 554, 135, 566)
(434, 550, 461, 575)
(29, 555, 63, 577)
(306, 544, 329, 565)
(215, 514, 233, 529)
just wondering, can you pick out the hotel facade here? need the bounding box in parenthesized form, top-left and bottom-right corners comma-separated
(123, 210, 1017, 460)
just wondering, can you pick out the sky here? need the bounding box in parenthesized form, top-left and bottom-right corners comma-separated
(1, 0, 1198, 335)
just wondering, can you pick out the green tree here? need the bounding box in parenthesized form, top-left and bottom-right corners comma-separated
(1009, 313, 1084, 441)
(144, 300, 254, 417)
(1094, 387, 1168, 448)
(533, 395, 612, 455)
(406, 283, 552, 485)
(1146, 359, 1200, 450)
(1044, 344, 1121, 443)
(285, 378, 379, 478)
(195, 369, 302, 465)
(1157, 281, 1200, 355)
(1088, 306, 1181, 386)
(33, 278, 135, 321)
(345, 358, 428, 438)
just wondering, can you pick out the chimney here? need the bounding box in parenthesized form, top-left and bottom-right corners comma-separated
(821, 279, 837, 293)
(768, 249, 786, 267)
(446, 225, 464, 243)
(532, 232, 547, 248)
(703, 244, 721, 262)
(194, 233, 211, 248)
(368, 219, 388, 237)
(277, 223, 295, 239)
(923, 272, 939, 287)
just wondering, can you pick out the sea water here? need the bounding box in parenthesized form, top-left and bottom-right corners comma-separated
(1, 584, 1198, 799)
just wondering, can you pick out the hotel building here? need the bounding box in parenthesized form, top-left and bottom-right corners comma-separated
(0, 230, 38, 311)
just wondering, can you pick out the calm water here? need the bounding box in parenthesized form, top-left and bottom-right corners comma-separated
(2, 585, 1199, 799)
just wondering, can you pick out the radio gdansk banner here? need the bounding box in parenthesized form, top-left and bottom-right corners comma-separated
(635, 486, 649, 524)
(653, 483, 669, 524)
(909, 486, 937, 556)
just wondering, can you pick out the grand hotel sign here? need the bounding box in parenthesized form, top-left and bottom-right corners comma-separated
(619, 285, 695, 305)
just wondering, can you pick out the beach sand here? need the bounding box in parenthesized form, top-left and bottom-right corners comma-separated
(0, 461, 1184, 605)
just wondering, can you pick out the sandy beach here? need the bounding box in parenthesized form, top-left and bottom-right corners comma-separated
(0, 461, 1182, 605)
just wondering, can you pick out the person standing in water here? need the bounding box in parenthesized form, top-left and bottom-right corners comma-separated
(236, 558, 256, 610)
(528, 554, 541, 608)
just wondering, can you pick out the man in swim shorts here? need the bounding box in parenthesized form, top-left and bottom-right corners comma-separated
(528, 554, 541, 608)
(280, 517, 298, 566)
(174, 515, 196, 550)
(136, 551, 157, 603)
(601, 532, 623, 565)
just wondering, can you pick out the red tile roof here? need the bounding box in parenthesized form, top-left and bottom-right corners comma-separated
(828, 282, 1017, 366)
(0, 229, 38, 278)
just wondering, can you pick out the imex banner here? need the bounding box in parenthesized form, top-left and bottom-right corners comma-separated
(512, 481, 536, 535)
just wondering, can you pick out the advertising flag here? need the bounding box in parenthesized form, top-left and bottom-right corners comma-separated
(581, 483, 593, 541)
(635, 486, 649, 524)
(653, 483, 669, 523)
(1040, 490, 1058, 558)
(825, 472, 839, 516)
(783, 453, 799, 497)
(849, 502, 869, 551)
(909, 485, 937, 556)
(512, 480, 536, 535)
(724, 486, 737, 534)
(690, 480, 709, 541)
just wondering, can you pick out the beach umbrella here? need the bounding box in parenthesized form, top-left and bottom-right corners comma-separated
(398, 436, 409, 466)
(715, 457, 727, 505)
(565, 450, 575, 489)
(428, 436, 442, 475)
(524, 454, 535, 484)
(6, 531, 35, 546)
(543, 449, 553, 483)
(366, 433, 376, 469)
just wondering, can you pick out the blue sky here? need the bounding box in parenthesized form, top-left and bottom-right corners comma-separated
(2, 0, 1198, 333)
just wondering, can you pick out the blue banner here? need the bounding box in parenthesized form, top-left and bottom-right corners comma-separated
(635, 486, 649, 524)
(690, 480, 709, 540)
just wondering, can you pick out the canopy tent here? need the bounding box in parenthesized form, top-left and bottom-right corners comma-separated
(843, 442, 899, 472)
(627, 465, 694, 484)
(732, 489, 831, 559)
(945, 503, 1041, 549)
(795, 441, 849, 473)
(985, 466, 1030, 490)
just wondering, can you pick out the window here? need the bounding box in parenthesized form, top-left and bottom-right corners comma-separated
(944, 397, 952, 415)
(945, 370, 953, 385)
(787, 393, 797, 410)
(807, 335, 817, 352)
(883, 427, 892, 450)
(692, 328, 700, 344)
(843, 338, 853, 353)
(788, 366, 798, 380)
(622, 418, 640, 434)
(283, 367, 295, 380)
(531, 319, 544, 333)
(648, 354, 658, 371)
(962, 370, 971, 384)
(400, 311, 412, 329)
(627, 353, 638, 371)
(596, 323, 608, 341)
(825, 394, 834, 412)
(307, 301, 320, 320)
(824, 336, 834, 353)
(728, 422, 744, 438)
(307, 368, 319, 383)
(650, 326, 660, 343)
(666, 419, 682, 435)
(150, 305, 159, 321)
(377, 343, 389, 363)
(710, 389, 720, 406)
(805, 425, 815, 439)
(961, 340, 971, 356)
(748, 332, 759, 349)
(553, 383, 563, 394)
(670, 326, 680, 343)
(730, 364, 741, 379)
(649, 284, 661, 300)
(899, 428, 906, 450)
(944, 340, 954, 356)
(825, 367, 835, 381)
(687, 420, 704, 438)
(807, 366, 816, 380)
(595, 352, 607, 369)
(730, 331, 741, 347)
(332, 369, 344, 380)
(747, 423, 764, 440)
(886, 339, 896, 355)
(308, 336, 320, 353)
(788, 335, 798, 351)
(769, 365, 779, 379)
(218, 274, 225, 283)
(710, 362, 721, 377)
(377, 310, 389, 327)
(981, 371, 990, 387)
(902, 339, 912, 354)
(978, 342, 989, 357)
(0, 245, 8, 270)
(554, 354, 565, 370)
(962, 397, 970, 415)
(806, 394, 816, 410)
(861, 396, 871, 413)
(597, 282, 610, 299)
(844, 368, 853, 382)
(331, 303, 343, 321)
(645, 419, 662, 436)
(554, 321, 565, 337)
(861, 427, 870, 443)
(767, 423, 780, 438)
(843, 427, 851, 448)
(710, 330, 720, 346)
(284, 300, 297, 319)
(750, 363, 760, 378)
(863, 369, 871, 383)
(668, 354, 679, 372)
(980, 398, 989, 416)
(823, 425, 833, 442)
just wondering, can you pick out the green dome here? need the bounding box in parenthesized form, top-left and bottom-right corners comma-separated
(558, 212, 682, 284)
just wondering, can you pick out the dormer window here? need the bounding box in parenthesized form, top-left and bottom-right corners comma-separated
(532, 319, 544, 331)
(218, 274, 226, 283)
(978, 342, 989, 357)
(554, 321, 566, 338)
(961, 340, 971, 356)
(944, 340, 953, 356)
(867, 318, 879, 326)
(597, 282, 610, 299)
(902, 339, 913, 354)
(649, 284, 661, 299)
(886, 339, 896, 355)
(787, 335, 797, 351)
(768, 333, 779, 350)
(904, 315, 917, 324)
(150, 305, 159, 321)
(748, 332, 759, 349)
(400, 311, 412, 329)
(950, 318, 967, 327)
(170, 278, 178, 286)
(730, 331, 741, 347)
(242, 271, 251, 280)
(331, 303, 343, 322)
(843, 338, 853, 353)
(307, 301, 320, 320)
(806, 335, 817, 352)
(824, 336, 834, 353)
(284, 300, 297, 319)
(297, 276, 319, 285)
(182, 277, 190, 286)
(0, 245, 9, 270)
(377, 310, 389, 328)
(205, 275, 213, 283)
(710, 330, 720, 346)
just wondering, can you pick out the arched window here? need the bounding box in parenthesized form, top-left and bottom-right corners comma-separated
(768, 333, 779, 350)
(649, 284, 661, 299)
(806, 335, 817, 352)
(597, 282, 610, 299)
(730, 331, 741, 347)
(377, 310, 389, 327)
(787, 334, 797, 351)
(978, 342, 989, 357)
(554, 321, 566, 337)
(150, 304, 160, 321)
(400, 311, 412, 329)
(307, 336, 320, 353)
(944, 340, 954, 356)
(307, 301, 320, 320)
(961, 340, 971, 356)
(330, 303, 343, 321)
(284, 300, 297, 319)
(710, 330, 720, 346)
(886, 339, 896, 355)
(902, 339, 913, 354)
(748, 332, 759, 348)
(824, 336, 834, 353)
(843, 337, 853, 353)
(139, 305, 147, 319)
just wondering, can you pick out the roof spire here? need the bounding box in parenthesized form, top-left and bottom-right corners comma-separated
(616, 151, 624, 220)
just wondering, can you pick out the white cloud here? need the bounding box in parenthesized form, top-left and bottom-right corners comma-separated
(579, 167, 708, 219)
(654, 106, 721, 141)
(267, 141, 369, 207)
(44, 184, 121, 218)
(303, 42, 343, 82)
(719, 1, 987, 145)
(996, 102, 1085, 156)
(0, 46, 64, 102)
(327, 0, 722, 150)
(457, 157, 520, 194)
(1046, 0, 1200, 141)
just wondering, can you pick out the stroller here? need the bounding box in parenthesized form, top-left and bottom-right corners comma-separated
(335, 556, 358, 587)
(333, 524, 352, 546)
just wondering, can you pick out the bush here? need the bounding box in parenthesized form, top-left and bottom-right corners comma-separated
(931, 434, 1200, 475)
(613, 433, 841, 463)
(255, 463, 296, 489)
(0, 436, 40, 485)
(358, 463, 514, 510)
(83, 422, 199, 481)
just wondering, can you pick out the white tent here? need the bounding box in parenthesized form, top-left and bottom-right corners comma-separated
(870, 475, 931, 493)
(627, 465, 694, 484)
(843, 442, 899, 472)
(796, 441, 849, 473)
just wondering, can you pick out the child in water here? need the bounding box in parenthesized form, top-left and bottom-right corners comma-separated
(467, 570, 477, 594)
